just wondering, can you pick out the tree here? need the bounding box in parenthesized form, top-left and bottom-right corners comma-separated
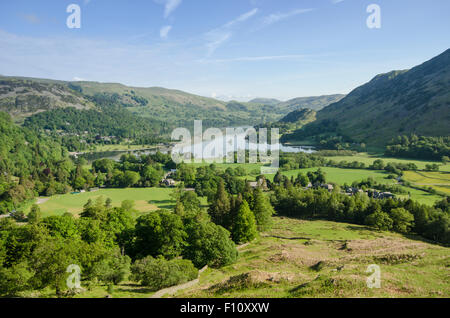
(0, 262, 34, 297)
(273, 171, 283, 185)
(92, 248, 131, 285)
(296, 173, 310, 187)
(122, 171, 140, 187)
(208, 180, 231, 228)
(252, 188, 275, 231)
(365, 211, 393, 231)
(30, 236, 81, 296)
(390, 208, 414, 233)
(183, 219, 238, 268)
(27, 204, 42, 224)
(131, 256, 198, 290)
(134, 210, 186, 259)
(232, 200, 257, 244)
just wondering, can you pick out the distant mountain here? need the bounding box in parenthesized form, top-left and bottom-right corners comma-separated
(248, 98, 281, 106)
(283, 49, 450, 147)
(0, 76, 282, 128)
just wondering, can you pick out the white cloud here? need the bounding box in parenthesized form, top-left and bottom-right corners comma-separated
(332, 0, 345, 4)
(160, 25, 172, 39)
(262, 8, 314, 26)
(205, 8, 259, 56)
(224, 8, 259, 28)
(199, 54, 309, 64)
(155, 0, 182, 18)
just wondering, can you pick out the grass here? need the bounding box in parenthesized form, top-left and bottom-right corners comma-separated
(28, 188, 175, 217)
(324, 152, 450, 172)
(402, 171, 450, 196)
(266, 167, 395, 186)
(172, 217, 449, 298)
(88, 144, 162, 153)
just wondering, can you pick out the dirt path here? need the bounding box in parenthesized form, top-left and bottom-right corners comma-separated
(36, 197, 50, 205)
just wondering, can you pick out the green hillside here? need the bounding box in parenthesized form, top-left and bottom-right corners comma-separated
(283, 49, 450, 147)
(276, 94, 345, 113)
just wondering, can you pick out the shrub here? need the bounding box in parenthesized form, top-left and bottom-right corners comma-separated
(131, 256, 198, 291)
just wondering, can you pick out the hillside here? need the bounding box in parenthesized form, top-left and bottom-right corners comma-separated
(249, 98, 281, 106)
(172, 217, 449, 298)
(276, 94, 345, 113)
(0, 76, 348, 129)
(279, 108, 317, 125)
(0, 77, 95, 122)
(283, 49, 450, 147)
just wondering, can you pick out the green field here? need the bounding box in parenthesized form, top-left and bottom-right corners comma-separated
(325, 153, 450, 172)
(266, 167, 395, 185)
(171, 217, 449, 298)
(30, 188, 176, 217)
(403, 171, 450, 196)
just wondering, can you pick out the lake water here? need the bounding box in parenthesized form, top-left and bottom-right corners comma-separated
(79, 130, 315, 162)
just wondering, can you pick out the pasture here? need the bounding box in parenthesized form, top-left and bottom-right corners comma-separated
(30, 188, 176, 217)
(266, 167, 395, 185)
(403, 171, 450, 196)
(173, 217, 450, 298)
(324, 153, 450, 172)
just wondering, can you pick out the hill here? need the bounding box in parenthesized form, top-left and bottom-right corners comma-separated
(279, 108, 317, 125)
(276, 94, 345, 113)
(0, 77, 95, 122)
(172, 217, 449, 298)
(283, 49, 450, 147)
(248, 98, 281, 106)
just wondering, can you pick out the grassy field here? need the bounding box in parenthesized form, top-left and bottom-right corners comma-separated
(325, 153, 450, 172)
(85, 143, 166, 153)
(171, 217, 449, 298)
(403, 171, 450, 196)
(266, 167, 395, 185)
(186, 162, 444, 205)
(29, 188, 176, 217)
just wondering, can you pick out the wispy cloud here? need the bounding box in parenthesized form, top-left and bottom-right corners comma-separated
(262, 8, 314, 26)
(332, 0, 345, 4)
(21, 14, 40, 25)
(155, 0, 182, 19)
(160, 25, 172, 39)
(199, 54, 309, 64)
(205, 8, 259, 56)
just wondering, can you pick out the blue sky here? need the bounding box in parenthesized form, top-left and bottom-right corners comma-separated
(0, 0, 449, 101)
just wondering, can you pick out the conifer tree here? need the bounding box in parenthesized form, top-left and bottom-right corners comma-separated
(232, 200, 257, 244)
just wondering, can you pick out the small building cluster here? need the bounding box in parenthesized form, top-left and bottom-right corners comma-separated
(345, 187, 394, 199)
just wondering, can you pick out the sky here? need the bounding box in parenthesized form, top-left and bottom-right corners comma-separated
(0, 0, 449, 101)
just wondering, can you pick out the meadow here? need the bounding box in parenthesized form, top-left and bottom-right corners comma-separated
(324, 153, 450, 172)
(266, 167, 394, 185)
(403, 171, 450, 196)
(171, 217, 449, 298)
(29, 188, 176, 217)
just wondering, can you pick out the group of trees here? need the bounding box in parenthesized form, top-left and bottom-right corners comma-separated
(171, 165, 275, 245)
(385, 135, 450, 161)
(0, 191, 240, 297)
(0, 112, 72, 214)
(206, 180, 273, 244)
(91, 152, 175, 189)
(271, 177, 450, 244)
